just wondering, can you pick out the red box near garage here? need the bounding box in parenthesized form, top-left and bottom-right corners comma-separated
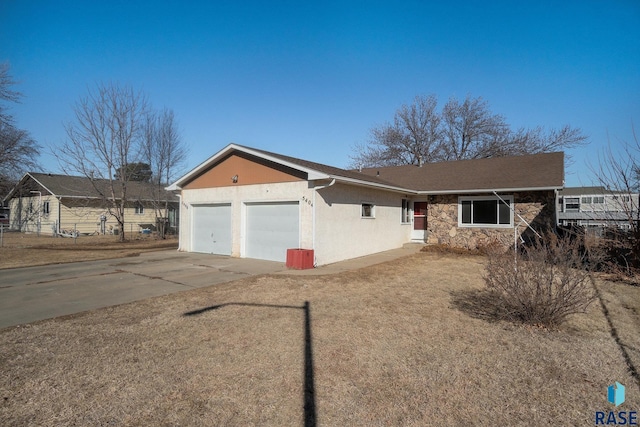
(286, 249, 314, 270)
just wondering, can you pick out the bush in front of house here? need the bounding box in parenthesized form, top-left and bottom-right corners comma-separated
(483, 233, 597, 327)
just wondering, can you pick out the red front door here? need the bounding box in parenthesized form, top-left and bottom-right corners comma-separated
(412, 202, 428, 241)
(414, 202, 427, 231)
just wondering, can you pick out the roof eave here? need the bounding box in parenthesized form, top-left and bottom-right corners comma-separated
(327, 175, 417, 194)
(415, 185, 563, 195)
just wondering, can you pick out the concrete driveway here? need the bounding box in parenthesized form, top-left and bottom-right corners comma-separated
(0, 250, 285, 329)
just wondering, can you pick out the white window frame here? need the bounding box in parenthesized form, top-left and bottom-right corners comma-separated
(135, 203, 144, 215)
(458, 195, 514, 228)
(361, 203, 375, 219)
(564, 197, 580, 212)
(401, 199, 410, 223)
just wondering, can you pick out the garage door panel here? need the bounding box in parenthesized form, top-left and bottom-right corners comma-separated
(246, 202, 299, 262)
(192, 204, 232, 255)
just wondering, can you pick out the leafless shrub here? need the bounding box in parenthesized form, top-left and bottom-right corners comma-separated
(483, 233, 597, 327)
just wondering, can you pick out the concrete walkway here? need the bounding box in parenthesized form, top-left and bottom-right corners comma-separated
(0, 245, 423, 329)
(277, 244, 424, 276)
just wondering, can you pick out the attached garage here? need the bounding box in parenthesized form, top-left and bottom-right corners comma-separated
(245, 202, 299, 262)
(191, 204, 232, 255)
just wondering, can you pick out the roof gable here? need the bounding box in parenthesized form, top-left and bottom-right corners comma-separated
(183, 151, 307, 189)
(168, 144, 407, 192)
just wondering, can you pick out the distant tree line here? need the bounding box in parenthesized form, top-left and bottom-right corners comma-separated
(350, 94, 587, 167)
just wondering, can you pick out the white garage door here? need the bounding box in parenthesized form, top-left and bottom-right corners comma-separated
(192, 204, 232, 255)
(245, 202, 299, 262)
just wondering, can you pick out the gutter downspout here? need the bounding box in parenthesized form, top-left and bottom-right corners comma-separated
(312, 179, 336, 266)
(57, 197, 62, 235)
(176, 193, 183, 252)
(554, 188, 559, 233)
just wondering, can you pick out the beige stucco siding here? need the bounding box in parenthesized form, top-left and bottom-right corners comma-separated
(313, 183, 411, 265)
(180, 181, 314, 258)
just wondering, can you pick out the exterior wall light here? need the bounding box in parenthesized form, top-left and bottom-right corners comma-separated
(232, 175, 238, 183)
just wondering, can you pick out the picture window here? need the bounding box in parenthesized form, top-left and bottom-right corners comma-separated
(458, 196, 513, 227)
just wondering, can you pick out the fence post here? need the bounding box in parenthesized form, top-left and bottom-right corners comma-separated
(74, 223, 77, 244)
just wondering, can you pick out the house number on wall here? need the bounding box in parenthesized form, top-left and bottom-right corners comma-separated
(301, 196, 313, 207)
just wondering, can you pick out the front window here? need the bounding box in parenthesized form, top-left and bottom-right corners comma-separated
(43, 201, 50, 215)
(401, 199, 410, 223)
(135, 203, 144, 215)
(361, 203, 375, 218)
(458, 196, 513, 227)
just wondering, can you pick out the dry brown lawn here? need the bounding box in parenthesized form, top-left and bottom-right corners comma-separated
(0, 231, 178, 269)
(1, 252, 639, 426)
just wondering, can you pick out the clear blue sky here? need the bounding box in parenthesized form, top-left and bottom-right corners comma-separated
(2, 0, 639, 186)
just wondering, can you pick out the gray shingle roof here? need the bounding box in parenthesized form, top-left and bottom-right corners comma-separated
(10, 173, 178, 202)
(170, 143, 565, 194)
(359, 152, 564, 193)
(241, 145, 403, 188)
(559, 187, 609, 196)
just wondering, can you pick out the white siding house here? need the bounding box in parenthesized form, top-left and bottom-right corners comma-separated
(168, 144, 564, 266)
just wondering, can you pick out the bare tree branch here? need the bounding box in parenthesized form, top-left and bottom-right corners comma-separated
(142, 107, 187, 237)
(350, 93, 587, 167)
(56, 83, 148, 241)
(0, 63, 40, 196)
(590, 125, 640, 270)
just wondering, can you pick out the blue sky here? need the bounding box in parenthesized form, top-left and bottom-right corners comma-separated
(1, 0, 639, 186)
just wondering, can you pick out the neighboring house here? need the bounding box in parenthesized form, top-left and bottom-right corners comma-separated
(167, 144, 564, 265)
(557, 186, 639, 231)
(0, 203, 8, 228)
(4, 173, 179, 236)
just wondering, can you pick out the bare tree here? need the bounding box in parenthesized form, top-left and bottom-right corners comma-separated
(142, 108, 187, 237)
(591, 127, 640, 272)
(58, 83, 148, 241)
(0, 63, 40, 196)
(509, 125, 588, 158)
(440, 95, 510, 160)
(350, 94, 587, 167)
(352, 95, 441, 167)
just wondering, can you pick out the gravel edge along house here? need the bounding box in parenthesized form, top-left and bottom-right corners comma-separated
(167, 144, 563, 266)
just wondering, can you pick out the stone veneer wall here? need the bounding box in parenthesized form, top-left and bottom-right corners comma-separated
(425, 191, 556, 250)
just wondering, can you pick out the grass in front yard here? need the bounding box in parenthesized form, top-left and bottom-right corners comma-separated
(0, 232, 178, 269)
(1, 252, 638, 426)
